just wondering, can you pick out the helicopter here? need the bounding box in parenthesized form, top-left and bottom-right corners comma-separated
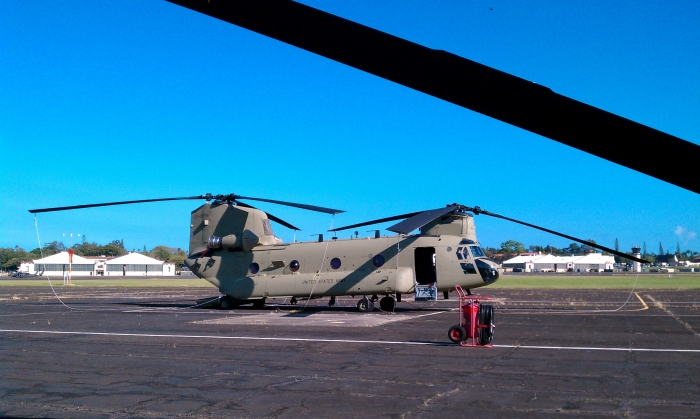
(29, 194, 645, 312)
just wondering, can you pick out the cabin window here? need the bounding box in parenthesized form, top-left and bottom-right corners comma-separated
(330, 258, 341, 269)
(249, 263, 259, 274)
(262, 219, 274, 236)
(373, 254, 385, 268)
(289, 260, 300, 272)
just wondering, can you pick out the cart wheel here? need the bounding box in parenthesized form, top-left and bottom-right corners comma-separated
(448, 325, 467, 343)
(478, 304, 494, 345)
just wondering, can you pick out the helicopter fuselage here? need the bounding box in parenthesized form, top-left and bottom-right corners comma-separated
(186, 234, 500, 301)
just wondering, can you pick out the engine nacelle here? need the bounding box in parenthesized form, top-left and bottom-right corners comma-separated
(207, 234, 237, 250)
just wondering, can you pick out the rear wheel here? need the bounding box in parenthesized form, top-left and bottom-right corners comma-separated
(379, 296, 395, 311)
(448, 325, 466, 343)
(219, 296, 233, 310)
(252, 299, 266, 309)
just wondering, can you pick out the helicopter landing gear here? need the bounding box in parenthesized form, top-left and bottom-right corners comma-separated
(252, 298, 266, 309)
(219, 296, 233, 310)
(379, 296, 395, 311)
(370, 294, 379, 303)
(356, 297, 374, 312)
(290, 297, 298, 305)
(328, 296, 336, 307)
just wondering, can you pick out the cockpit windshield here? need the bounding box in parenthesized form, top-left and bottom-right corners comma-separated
(469, 246, 486, 258)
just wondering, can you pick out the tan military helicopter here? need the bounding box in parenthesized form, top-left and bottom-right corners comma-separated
(29, 193, 645, 312)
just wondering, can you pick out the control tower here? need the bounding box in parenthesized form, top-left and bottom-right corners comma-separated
(632, 246, 642, 272)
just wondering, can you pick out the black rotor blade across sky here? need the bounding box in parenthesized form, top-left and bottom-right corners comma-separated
(331, 211, 424, 232)
(28, 196, 204, 214)
(234, 201, 301, 230)
(167, 0, 700, 194)
(234, 196, 344, 215)
(387, 206, 459, 235)
(471, 208, 649, 263)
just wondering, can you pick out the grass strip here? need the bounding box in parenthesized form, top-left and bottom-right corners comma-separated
(487, 274, 700, 289)
(0, 278, 215, 287)
(1, 274, 699, 289)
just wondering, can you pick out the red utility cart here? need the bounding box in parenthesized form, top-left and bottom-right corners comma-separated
(448, 285, 494, 347)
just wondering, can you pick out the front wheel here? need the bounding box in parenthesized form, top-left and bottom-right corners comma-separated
(357, 298, 374, 312)
(448, 325, 466, 343)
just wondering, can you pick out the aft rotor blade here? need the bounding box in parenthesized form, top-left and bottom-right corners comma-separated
(235, 196, 344, 215)
(28, 196, 204, 214)
(235, 202, 300, 230)
(387, 206, 459, 235)
(478, 209, 649, 263)
(331, 211, 424, 232)
(167, 0, 700, 194)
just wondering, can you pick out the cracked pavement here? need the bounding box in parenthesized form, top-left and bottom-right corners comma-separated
(1, 287, 699, 418)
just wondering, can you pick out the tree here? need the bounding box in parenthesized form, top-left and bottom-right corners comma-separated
(615, 238, 619, 252)
(500, 240, 526, 254)
(562, 243, 585, 255)
(151, 246, 172, 262)
(43, 241, 66, 254)
(168, 253, 186, 269)
(676, 242, 681, 257)
(643, 242, 648, 258)
(659, 242, 664, 255)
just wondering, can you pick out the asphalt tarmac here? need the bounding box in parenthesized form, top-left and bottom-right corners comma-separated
(1, 286, 699, 418)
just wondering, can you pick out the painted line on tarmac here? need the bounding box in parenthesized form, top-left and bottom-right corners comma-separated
(635, 292, 649, 310)
(2, 329, 700, 353)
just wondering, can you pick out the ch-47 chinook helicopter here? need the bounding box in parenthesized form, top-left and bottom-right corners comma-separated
(29, 193, 646, 312)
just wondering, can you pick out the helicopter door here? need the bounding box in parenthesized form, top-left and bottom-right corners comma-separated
(415, 247, 437, 285)
(414, 247, 437, 301)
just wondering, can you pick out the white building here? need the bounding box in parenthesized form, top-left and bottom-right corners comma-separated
(105, 252, 174, 276)
(502, 254, 540, 271)
(503, 253, 614, 272)
(528, 254, 575, 272)
(571, 253, 614, 272)
(25, 252, 98, 277)
(19, 251, 177, 277)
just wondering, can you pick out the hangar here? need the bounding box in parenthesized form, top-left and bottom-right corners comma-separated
(502, 253, 614, 272)
(24, 252, 97, 277)
(19, 252, 175, 277)
(106, 252, 175, 276)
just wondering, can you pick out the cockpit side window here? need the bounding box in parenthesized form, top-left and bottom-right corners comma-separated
(262, 219, 274, 236)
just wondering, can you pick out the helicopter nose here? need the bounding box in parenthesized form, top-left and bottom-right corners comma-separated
(475, 259, 500, 284)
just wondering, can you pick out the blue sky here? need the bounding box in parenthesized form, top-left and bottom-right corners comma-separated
(1, 0, 698, 255)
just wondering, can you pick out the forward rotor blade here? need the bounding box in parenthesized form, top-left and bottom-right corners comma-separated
(331, 211, 424, 232)
(235, 202, 300, 230)
(28, 196, 204, 214)
(477, 209, 649, 263)
(235, 196, 344, 215)
(167, 0, 700, 194)
(387, 206, 459, 235)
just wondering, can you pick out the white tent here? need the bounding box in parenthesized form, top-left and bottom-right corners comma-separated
(105, 253, 166, 276)
(31, 251, 97, 277)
